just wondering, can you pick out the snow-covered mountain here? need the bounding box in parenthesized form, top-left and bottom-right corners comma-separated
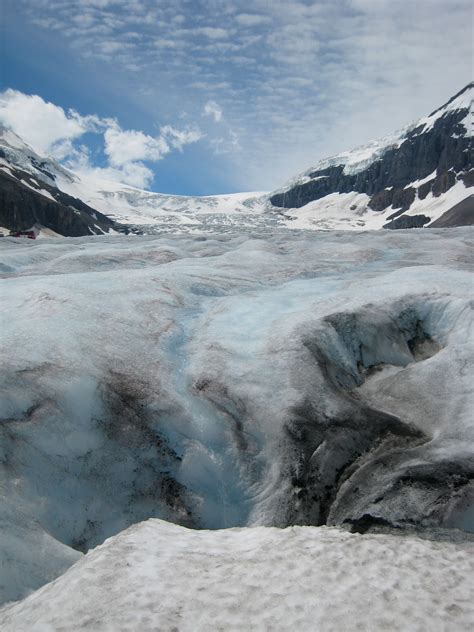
(269, 83, 473, 230)
(0, 84, 472, 236)
(0, 125, 269, 236)
(0, 126, 119, 237)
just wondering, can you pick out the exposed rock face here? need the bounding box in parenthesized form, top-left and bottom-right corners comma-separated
(430, 195, 474, 227)
(384, 214, 431, 230)
(0, 165, 118, 237)
(269, 83, 473, 228)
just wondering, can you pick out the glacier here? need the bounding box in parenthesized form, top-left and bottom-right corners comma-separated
(1, 226, 473, 615)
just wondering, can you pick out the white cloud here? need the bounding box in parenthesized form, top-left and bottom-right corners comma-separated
(104, 125, 169, 166)
(191, 81, 231, 90)
(79, 0, 113, 6)
(0, 88, 203, 189)
(234, 13, 270, 27)
(161, 125, 203, 150)
(0, 89, 97, 156)
(99, 40, 124, 54)
(103, 123, 203, 175)
(154, 38, 184, 49)
(203, 101, 223, 123)
(196, 27, 229, 40)
(79, 162, 155, 189)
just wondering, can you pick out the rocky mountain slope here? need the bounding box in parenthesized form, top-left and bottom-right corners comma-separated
(0, 127, 119, 237)
(269, 83, 473, 230)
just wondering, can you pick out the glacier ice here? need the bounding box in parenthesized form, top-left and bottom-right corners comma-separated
(0, 226, 473, 605)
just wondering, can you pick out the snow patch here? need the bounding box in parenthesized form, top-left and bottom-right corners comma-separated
(19, 179, 57, 201)
(280, 178, 471, 230)
(0, 519, 472, 632)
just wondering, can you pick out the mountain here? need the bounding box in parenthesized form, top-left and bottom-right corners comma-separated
(0, 127, 119, 237)
(0, 125, 268, 237)
(0, 84, 472, 236)
(268, 83, 473, 230)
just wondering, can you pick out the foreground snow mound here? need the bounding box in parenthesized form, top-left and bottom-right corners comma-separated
(1, 519, 473, 631)
(0, 227, 473, 604)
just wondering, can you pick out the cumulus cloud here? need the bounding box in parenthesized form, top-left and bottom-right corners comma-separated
(203, 101, 223, 123)
(0, 88, 203, 188)
(103, 125, 169, 166)
(0, 89, 100, 156)
(103, 123, 203, 181)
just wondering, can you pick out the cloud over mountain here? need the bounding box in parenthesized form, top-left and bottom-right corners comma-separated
(0, 89, 202, 188)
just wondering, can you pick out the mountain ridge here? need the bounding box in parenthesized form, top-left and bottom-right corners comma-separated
(0, 84, 472, 236)
(427, 81, 473, 117)
(269, 82, 472, 230)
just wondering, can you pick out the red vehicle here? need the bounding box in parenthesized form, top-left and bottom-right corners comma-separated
(9, 229, 38, 239)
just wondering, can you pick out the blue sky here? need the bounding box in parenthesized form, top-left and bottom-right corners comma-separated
(0, 0, 472, 195)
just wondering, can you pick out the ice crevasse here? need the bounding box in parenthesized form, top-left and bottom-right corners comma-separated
(0, 227, 473, 610)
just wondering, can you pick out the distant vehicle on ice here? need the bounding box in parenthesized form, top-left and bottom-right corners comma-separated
(9, 227, 39, 239)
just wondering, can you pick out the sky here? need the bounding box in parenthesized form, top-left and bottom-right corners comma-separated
(0, 0, 472, 195)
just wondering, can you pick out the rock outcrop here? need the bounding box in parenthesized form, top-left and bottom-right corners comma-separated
(0, 165, 117, 236)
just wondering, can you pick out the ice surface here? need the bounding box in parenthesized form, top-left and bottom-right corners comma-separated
(0, 518, 473, 631)
(0, 506, 81, 605)
(1, 227, 473, 607)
